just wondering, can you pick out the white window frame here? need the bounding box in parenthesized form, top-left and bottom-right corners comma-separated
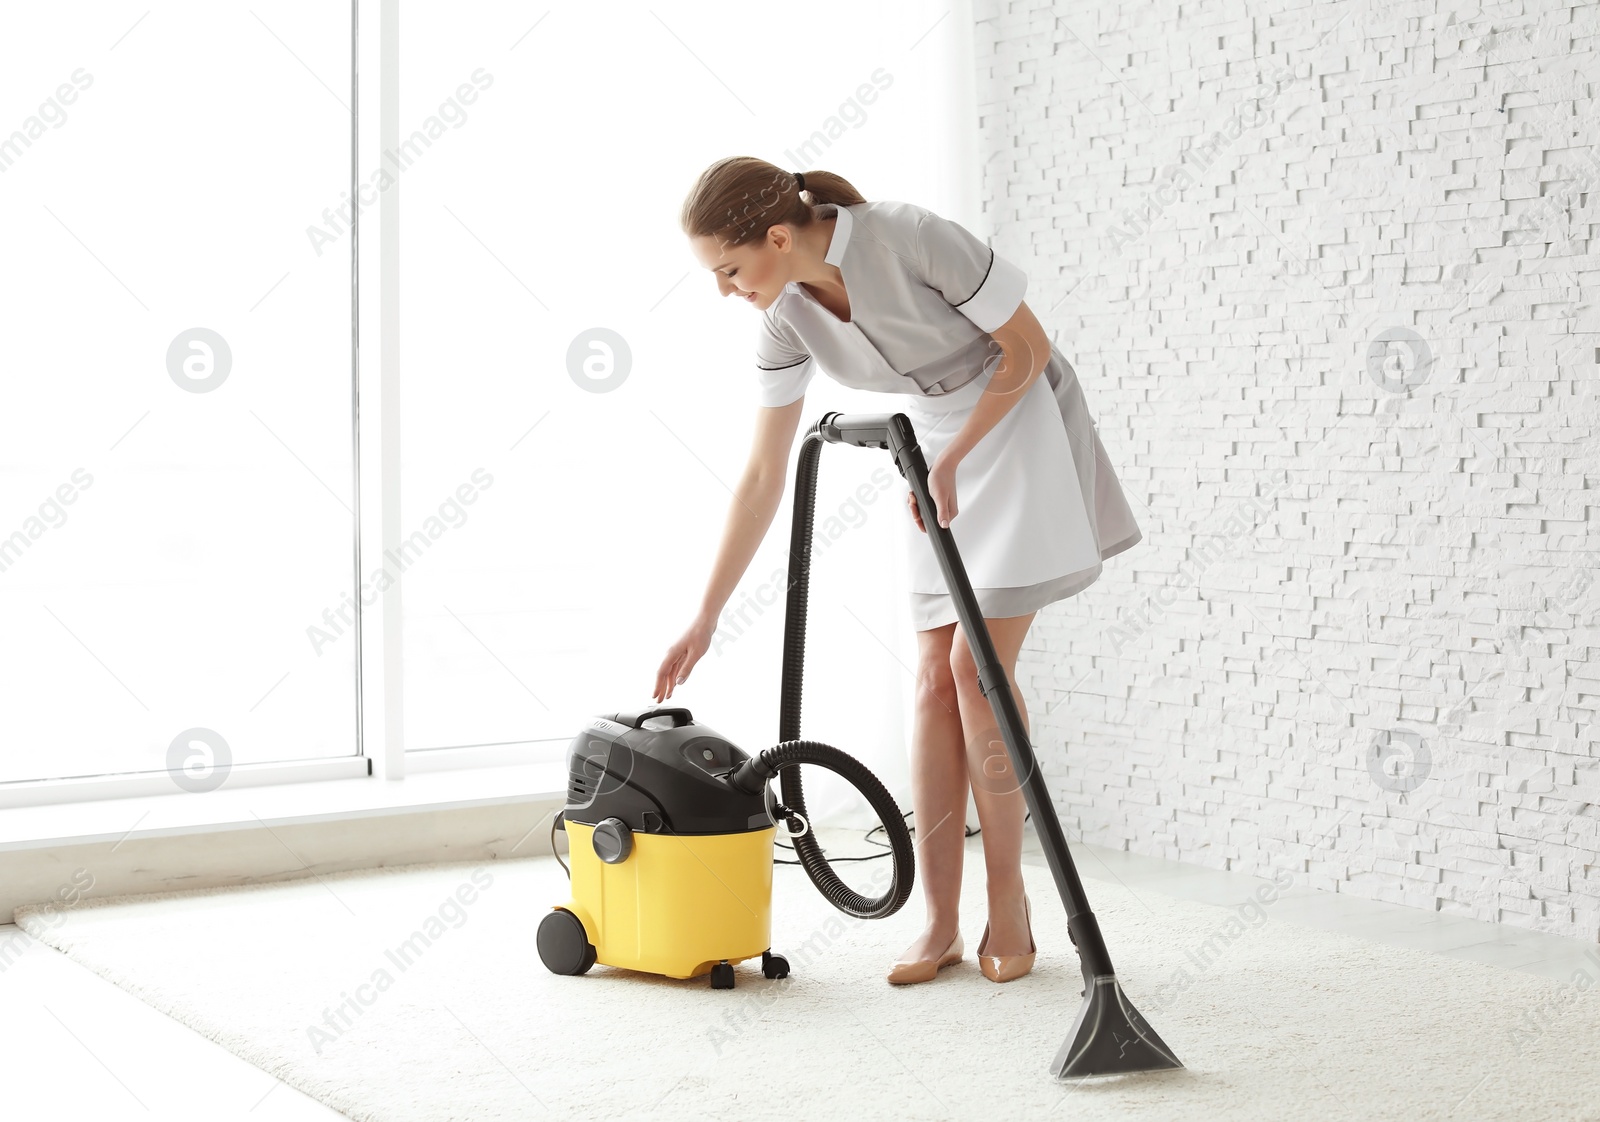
(0, 0, 404, 809)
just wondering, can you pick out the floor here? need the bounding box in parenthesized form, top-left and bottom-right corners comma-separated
(2, 827, 1593, 1118)
(1014, 828, 1598, 979)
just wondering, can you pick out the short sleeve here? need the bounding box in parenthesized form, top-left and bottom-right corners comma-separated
(754, 310, 815, 408)
(915, 210, 1028, 334)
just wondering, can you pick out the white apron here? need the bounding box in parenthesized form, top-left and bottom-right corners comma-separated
(898, 343, 1140, 630)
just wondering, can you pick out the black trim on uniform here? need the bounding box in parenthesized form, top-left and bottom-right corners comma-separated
(950, 246, 995, 310)
(757, 357, 809, 371)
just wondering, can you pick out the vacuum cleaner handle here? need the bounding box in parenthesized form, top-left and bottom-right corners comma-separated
(817, 410, 896, 450)
(808, 410, 1183, 1078)
(610, 705, 694, 730)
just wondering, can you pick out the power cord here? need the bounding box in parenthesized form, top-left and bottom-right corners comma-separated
(775, 808, 1030, 865)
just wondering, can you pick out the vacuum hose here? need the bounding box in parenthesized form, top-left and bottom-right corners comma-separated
(727, 739, 914, 919)
(725, 423, 916, 920)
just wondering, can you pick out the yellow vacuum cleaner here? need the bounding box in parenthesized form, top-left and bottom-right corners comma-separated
(541, 705, 912, 987)
(540, 411, 1183, 1079)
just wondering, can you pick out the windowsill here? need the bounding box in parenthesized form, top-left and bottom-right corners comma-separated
(0, 756, 570, 854)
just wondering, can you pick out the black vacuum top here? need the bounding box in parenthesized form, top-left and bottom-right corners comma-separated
(563, 706, 773, 836)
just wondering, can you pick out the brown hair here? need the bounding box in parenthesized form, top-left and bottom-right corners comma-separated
(679, 156, 867, 253)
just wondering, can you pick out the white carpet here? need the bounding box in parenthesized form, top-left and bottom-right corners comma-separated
(15, 848, 1600, 1122)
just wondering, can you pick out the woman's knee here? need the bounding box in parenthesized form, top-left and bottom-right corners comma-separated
(916, 662, 958, 712)
(948, 630, 981, 697)
(949, 615, 1032, 697)
(914, 641, 959, 711)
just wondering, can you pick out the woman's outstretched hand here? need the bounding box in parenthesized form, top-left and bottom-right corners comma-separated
(653, 614, 715, 702)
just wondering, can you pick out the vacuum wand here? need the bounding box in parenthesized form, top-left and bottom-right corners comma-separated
(815, 410, 1183, 1081)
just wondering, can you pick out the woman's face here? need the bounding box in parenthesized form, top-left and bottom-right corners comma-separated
(692, 227, 790, 311)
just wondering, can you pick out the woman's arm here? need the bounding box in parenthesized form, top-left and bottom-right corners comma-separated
(914, 301, 1052, 529)
(695, 397, 806, 621)
(654, 396, 806, 701)
(942, 300, 1053, 462)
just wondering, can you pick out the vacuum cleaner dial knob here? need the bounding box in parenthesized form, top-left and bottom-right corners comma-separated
(591, 816, 633, 863)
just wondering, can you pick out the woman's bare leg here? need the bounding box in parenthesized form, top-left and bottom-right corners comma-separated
(895, 620, 969, 963)
(950, 610, 1037, 957)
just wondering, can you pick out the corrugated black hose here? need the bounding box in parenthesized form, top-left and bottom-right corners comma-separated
(725, 425, 915, 920)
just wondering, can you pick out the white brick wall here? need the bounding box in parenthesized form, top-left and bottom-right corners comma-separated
(977, 0, 1600, 937)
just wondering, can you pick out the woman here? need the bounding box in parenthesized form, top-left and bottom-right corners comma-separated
(653, 157, 1142, 985)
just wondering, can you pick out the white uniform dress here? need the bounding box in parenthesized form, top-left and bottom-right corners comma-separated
(754, 200, 1142, 631)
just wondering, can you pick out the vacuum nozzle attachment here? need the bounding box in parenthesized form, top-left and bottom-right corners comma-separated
(1051, 975, 1184, 1080)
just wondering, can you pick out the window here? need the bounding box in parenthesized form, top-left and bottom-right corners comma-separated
(0, 2, 360, 798)
(1, 0, 975, 803)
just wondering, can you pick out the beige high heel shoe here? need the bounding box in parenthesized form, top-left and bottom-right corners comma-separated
(886, 929, 963, 985)
(978, 893, 1035, 983)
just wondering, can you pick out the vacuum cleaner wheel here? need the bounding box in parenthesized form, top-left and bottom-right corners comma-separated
(537, 907, 597, 975)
